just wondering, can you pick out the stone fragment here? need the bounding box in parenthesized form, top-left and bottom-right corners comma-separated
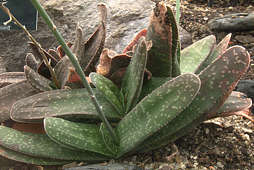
(208, 13, 254, 32)
(235, 80, 254, 112)
(235, 35, 254, 44)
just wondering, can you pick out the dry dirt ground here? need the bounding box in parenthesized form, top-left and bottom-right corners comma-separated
(1, 0, 254, 169)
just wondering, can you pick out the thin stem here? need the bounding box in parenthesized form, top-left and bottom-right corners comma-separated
(0, 3, 60, 89)
(29, 0, 119, 144)
(175, 0, 181, 25)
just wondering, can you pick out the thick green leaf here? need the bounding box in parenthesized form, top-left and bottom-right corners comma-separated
(146, 3, 174, 77)
(117, 73, 201, 157)
(195, 33, 232, 74)
(139, 77, 171, 100)
(121, 37, 147, 113)
(0, 72, 26, 88)
(206, 91, 252, 120)
(0, 80, 39, 122)
(180, 35, 216, 73)
(0, 126, 108, 161)
(165, 5, 181, 77)
(11, 88, 121, 123)
(99, 123, 118, 156)
(24, 65, 53, 91)
(138, 46, 250, 152)
(90, 72, 124, 115)
(0, 145, 71, 165)
(44, 117, 116, 158)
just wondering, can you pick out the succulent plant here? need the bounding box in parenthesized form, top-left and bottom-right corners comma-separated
(0, 1, 252, 167)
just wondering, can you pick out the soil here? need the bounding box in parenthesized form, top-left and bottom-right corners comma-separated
(1, 0, 254, 169)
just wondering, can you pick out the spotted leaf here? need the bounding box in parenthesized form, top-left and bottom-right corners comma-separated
(0, 81, 39, 122)
(117, 73, 201, 157)
(11, 88, 120, 123)
(89, 72, 124, 115)
(138, 46, 250, 152)
(44, 117, 116, 158)
(180, 35, 216, 73)
(121, 37, 148, 113)
(195, 33, 232, 74)
(24, 65, 53, 91)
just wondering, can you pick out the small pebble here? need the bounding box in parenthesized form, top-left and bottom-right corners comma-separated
(216, 161, 224, 168)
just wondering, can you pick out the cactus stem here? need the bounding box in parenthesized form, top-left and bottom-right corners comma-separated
(29, 0, 119, 145)
(0, 3, 61, 89)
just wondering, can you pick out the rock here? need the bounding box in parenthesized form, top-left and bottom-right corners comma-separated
(64, 163, 142, 170)
(235, 80, 254, 112)
(236, 80, 254, 100)
(0, 0, 192, 72)
(235, 35, 254, 44)
(208, 13, 254, 32)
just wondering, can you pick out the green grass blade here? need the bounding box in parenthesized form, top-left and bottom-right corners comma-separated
(44, 117, 116, 158)
(117, 73, 201, 157)
(90, 72, 124, 115)
(180, 35, 216, 73)
(11, 88, 120, 123)
(121, 37, 147, 113)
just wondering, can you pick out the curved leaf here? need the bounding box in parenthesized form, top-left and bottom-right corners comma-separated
(139, 77, 171, 100)
(25, 53, 40, 71)
(180, 35, 216, 73)
(206, 91, 252, 119)
(0, 72, 26, 88)
(44, 117, 116, 158)
(195, 33, 232, 74)
(90, 72, 124, 115)
(121, 37, 148, 113)
(11, 88, 121, 123)
(0, 145, 70, 166)
(117, 73, 201, 157)
(24, 65, 53, 91)
(138, 46, 250, 152)
(54, 56, 72, 89)
(0, 80, 39, 122)
(145, 2, 175, 77)
(81, 5, 107, 74)
(99, 123, 118, 156)
(0, 126, 108, 161)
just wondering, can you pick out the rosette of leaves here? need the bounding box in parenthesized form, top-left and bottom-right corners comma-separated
(0, 1, 252, 167)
